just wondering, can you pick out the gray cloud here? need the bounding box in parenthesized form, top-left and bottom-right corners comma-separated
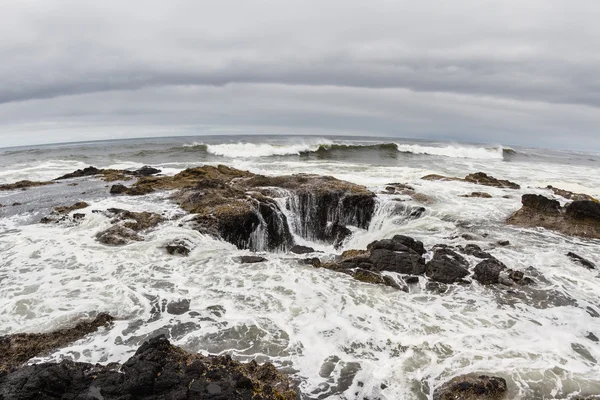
(0, 0, 599, 149)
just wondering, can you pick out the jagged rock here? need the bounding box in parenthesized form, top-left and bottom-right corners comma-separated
(40, 201, 90, 224)
(426, 248, 470, 284)
(53, 201, 89, 215)
(290, 245, 316, 254)
(391, 235, 426, 255)
(462, 244, 493, 259)
(133, 166, 161, 176)
(239, 256, 268, 263)
(423, 172, 520, 190)
(474, 258, 507, 285)
(110, 183, 128, 194)
(166, 239, 192, 256)
(567, 252, 596, 269)
(497, 240, 510, 246)
(385, 183, 414, 194)
(0, 313, 113, 373)
(329, 223, 352, 249)
(547, 185, 598, 202)
(461, 192, 493, 198)
(587, 333, 599, 342)
(54, 166, 133, 182)
(166, 299, 191, 315)
(55, 166, 102, 180)
(507, 195, 600, 239)
(95, 208, 164, 245)
(0, 335, 296, 400)
(0, 180, 54, 191)
(369, 248, 426, 274)
(433, 374, 508, 400)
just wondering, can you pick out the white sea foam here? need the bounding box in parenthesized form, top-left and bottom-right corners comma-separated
(396, 143, 505, 160)
(205, 140, 333, 158)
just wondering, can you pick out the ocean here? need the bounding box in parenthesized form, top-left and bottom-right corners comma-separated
(1, 135, 600, 399)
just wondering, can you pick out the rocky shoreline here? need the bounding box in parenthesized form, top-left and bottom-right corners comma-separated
(1, 164, 600, 398)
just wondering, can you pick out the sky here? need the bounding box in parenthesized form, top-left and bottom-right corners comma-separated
(1, 0, 599, 150)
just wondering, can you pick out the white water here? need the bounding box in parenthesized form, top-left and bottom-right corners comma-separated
(204, 139, 333, 158)
(1, 140, 600, 399)
(395, 143, 505, 160)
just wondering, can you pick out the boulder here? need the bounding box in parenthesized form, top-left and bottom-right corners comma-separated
(391, 235, 426, 255)
(239, 256, 268, 264)
(133, 166, 161, 176)
(166, 299, 191, 315)
(426, 248, 470, 284)
(110, 183, 128, 194)
(0, 335, 296, 400)
(96, 225, 144, 245)
(474, 258, 507, 285)
(508, 195, 600, 239)
(463, 244, 494, 259)
(567, 252, 596, 269)
(96, 208, 164, 245)
(165, 239, 192, 256)
(40, 202, 90, 224)
(290, 245, 316, 254)
(423, 172, 520, 189)
(461, 192, 493, 198)
(369, 248, 426, 275)
(433, 374, 507, 400)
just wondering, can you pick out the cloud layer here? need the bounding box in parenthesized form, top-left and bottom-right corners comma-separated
(1, 0, 599, 149)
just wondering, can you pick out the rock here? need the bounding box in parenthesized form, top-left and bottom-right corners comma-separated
(352, 269, 387, 285)
(423, 172, 520, 190)
(497, 240, 510, 246)
(133, 166, 161, 176)
(508, 195, 600, 239)
(53, 201, 89, 215)
(72, 213, 85, 221)
(329, 223, 352, 249)
(0, 335, 296, 400)
(547, 185, 598, 202)
(40, 202, 90, 223)
(411, 192, 434, 204)
(166, 239, 192, 256)
(239, 255, 268, 263)
(385, 183, 415, 194)
(110, 183, 128, 194)
(54, 166, 133, 182)
(426, 248, 470, 284)
(587, 333, 599, 342)
(463, 244, 493, 259)
(390, 235, 426, 255)
(0, 313, 113, 373)
(404, 276, 420, 284)
(55, 166, 102, 180)
(290, 245, 316, 254)
(461, 192, 493, 198)
(0, 180, 53, 191)
(368, 248, 426, 274)
(567, 252, 596, 269)
(474, 258, 507, 285)
(340, 249, 369, 261)
(433, 374, 508, 400)
(166, 299, 191, 315)
(96, 225, 144, 245)
(11, 202, 22, 206)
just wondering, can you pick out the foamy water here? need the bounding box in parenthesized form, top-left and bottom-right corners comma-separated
(1, 136, 600, 399)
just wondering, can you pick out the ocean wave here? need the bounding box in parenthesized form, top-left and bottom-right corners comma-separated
(395, 143, 508, 160)
(203, 141, 332, 158)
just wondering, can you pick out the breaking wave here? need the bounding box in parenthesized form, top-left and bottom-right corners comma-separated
(396, 143, 508, 160)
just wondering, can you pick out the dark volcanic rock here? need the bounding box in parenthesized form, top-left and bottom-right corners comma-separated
(508, 195, 600, 239)
(96, 225, 144, 245)
(474, 258, 507, 285)
(369, 248, 426, 275)
(40, 202, 90, 224)
(166, 239, 192, 256)
(110, 183, 128, 194)
(426, 248, 470, 284)
(423, 172, 520, 190)
(0, 180, 54, 191)
(96, 208, 164, 245)
(55, 166, 101, 180)
(433, 374, 508, 400)
(55, 166, 132, 182)
(133, 166, 161, 176)
(461, 192, 493, 198)
(239, 255, 268, 263)
(463, 244, 494, 259)
(166, 299, 191, 315)
(0, 313, 113, 373)
(547, 185, 598, 202)
(391, 235, 425, 255)
(0, 335, 296, 400)
(290, 245, 316, 254)
(567, 252, 596, 269)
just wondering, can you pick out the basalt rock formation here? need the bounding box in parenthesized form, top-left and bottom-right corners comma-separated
(507, 194, 600, 239)
(95, 208, 165, 245)
(111, 165, 376, 252)
(422, 172, 520, 190)
(433, 374, 508, 400)
(0, 335, 297, 400)
(0, 313, 114, 374)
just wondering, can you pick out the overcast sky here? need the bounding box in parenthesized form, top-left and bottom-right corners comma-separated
(1, 0, 599, 150)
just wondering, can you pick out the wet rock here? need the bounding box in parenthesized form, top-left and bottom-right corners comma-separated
(166, 239, 192, 256)
(411, 192, 434, 204)
(0, 313, 113, 373)
(55, 166, 102, 180)
(474, 258, 507, 285)
(167, 299, 191, 315)
(462, 244, 494, 259)
(54, 166, 133, 182)
(290, 245, 316, 254)
(352, 269, 387, 285)
(301, 257, 321, 267)
(239, 255, 268, 263)
(329, 223, 352, 249)
(426, 248, 470, 284)
(508, 195, 600, 239)
(497, 240, 510, 246)
(404, 276, 420, 284)
(433, 374, 508, 400)
(461, 192, 493, 198)
(547, 185, 598, 202)
(96, 225, 144, 245)
(72, 213, 85, 221)
(0, 180, 54, 191)
(385, 183, 414, 194)
(423, 172, 520, 190)
(40, 201, 90, 223)
(0, 335, 296, 400)
(567, 252, 596, 269)
(54, 201, 90, 215)
(110, 183, 128, 194)
(133, 166, 161, 176)
(340, 249, 369, 261)
(391, 235, 426, 255)
(587, 332, 599, 342)
(369, 248, 426, 275)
